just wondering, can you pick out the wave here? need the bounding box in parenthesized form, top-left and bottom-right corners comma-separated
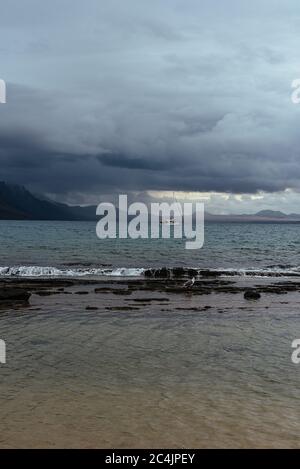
(143, 266, 300, 278)
(0, 266, 145, 278)
(1, 264, 300, 278)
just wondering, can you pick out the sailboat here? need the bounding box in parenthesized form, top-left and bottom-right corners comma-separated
(161, 216, 178, 225)
(160, 192, 182, 225)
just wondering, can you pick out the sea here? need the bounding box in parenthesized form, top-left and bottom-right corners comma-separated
(0, 220, 300, 276)
(0, 220, 300, 448)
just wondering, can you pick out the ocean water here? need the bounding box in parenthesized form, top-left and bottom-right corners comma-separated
(0, 220, 300, 276)
(1, 220, 300, 448)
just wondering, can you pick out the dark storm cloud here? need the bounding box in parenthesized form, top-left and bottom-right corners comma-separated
(98, 154, 177, 171)
(1, 0, 300, 202)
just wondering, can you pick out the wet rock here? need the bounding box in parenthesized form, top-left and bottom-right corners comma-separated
(244, 290, 261, 300)
(35, 291, 57, 296)
(188, 269, 198, 278)
(144, 269, 154, 278)
(112, 290, 132, 295)
(172, 267, 185, 277)
(94, 287, 111, 293)
(144, 268, 171, 278)
(0, 288, 31, 304)
(199, 270, 222, 278)
(154, 268, 170, 278)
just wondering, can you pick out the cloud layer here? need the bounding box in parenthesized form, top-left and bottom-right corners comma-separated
(1, 0, 300, 210)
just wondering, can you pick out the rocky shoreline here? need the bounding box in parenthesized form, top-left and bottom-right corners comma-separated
(144, 267, 300, 278)
(1, 272, 300, 309)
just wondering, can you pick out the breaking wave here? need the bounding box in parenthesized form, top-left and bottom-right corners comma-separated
(1, 264, 300, 278)
(0, 266, 145, 278)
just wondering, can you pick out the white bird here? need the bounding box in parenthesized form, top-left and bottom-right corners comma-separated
(184, 277, 196, 288)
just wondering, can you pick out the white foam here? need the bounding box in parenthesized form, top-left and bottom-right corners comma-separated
(109, 268, 145, 277)
(0, 266, 145, 278)
(0, 264, 299, 279)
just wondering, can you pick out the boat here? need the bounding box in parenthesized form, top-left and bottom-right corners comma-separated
(160, 192, 182, 225)
(160, 216, 180, 225)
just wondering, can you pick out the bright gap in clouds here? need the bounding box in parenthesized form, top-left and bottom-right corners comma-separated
(147, 189, 300, 215)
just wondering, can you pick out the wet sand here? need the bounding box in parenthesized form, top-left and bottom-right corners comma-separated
(0, 275, 300, 448)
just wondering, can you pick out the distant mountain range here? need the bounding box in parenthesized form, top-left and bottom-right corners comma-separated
(0, 182, 96, 220)
(205, 210, 300, 222)
(1, 181, 300, 222)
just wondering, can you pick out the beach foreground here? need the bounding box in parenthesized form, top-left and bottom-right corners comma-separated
(0, 274, 299, 448)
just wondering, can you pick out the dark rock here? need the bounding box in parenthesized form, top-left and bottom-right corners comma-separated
(154, 268, 170, 278)
(144, 269, 154, 278)
(188, 269, 198, 278)
(112, 290, 132, 295)
(86, 306, 98, 310)
(94, 287, 111, 293)
(75, 291, 89, 295)
(35, 291, 56, 296)
(244, 290, 261, 300)
(172, 267, 185, 277)
(199, 270, 222, 277)
(0, 288, 31, 304)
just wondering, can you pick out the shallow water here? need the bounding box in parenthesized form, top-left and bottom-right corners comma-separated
(0, 285, 300, 448)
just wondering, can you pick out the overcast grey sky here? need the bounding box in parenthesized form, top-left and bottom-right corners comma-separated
(1, 0, 300, 213)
